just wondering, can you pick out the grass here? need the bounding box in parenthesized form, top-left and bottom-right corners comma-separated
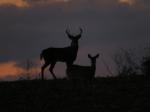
(0, 75, 150, 112)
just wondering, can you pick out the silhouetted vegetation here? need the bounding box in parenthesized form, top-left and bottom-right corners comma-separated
(141, 56, 150, 76)
(113, 48, 150, 78)
(113, 48, 139, 77)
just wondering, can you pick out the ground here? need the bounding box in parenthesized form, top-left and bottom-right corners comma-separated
(0, 75, 150, 112)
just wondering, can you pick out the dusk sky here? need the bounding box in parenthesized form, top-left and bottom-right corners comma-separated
(0, 0, 150, 80)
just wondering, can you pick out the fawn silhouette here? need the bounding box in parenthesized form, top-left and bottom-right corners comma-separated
(66, 54, 99, 84)
(40, 28, 83, 80)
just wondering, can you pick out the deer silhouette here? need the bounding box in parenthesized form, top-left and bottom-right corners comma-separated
(66, 54, 99, 84)
(40, 28, 83, 80)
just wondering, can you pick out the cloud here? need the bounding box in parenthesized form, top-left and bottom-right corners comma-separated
(118, 0, 136, 6)
(0, 0, 29, 8)
(0, 61, 25, 77)
(0, 60, 40, 79)
(0, 0, 70, 8)
(0, 0, 150, 10)
(118, 0, 150, 9)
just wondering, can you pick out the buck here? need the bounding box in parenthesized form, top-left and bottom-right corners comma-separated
(66, 54, 99, 84)
(40, 28, 83, 80)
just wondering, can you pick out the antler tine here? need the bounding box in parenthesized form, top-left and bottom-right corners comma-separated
(88, 54, 92, 59)
(79, 27, 83, 34)
(66, 28, 69, 34)
(66, 28, 74, 39)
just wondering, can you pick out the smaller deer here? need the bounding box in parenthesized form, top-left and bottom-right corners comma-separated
(66, 54, 99, 84)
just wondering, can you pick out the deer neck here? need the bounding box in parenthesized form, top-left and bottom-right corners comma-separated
(91, 63, 96, 72)
(70, 43, 78, 50)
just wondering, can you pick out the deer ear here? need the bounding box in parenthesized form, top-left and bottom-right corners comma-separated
(88, 54, 92, 59)
(95, 54, 99, 58)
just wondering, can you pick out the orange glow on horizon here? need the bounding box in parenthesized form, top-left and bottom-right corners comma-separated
(0, 0, 70, 8)
(0, 0, 147, 10)
(0, 61, 25, 77)
(118, 0, 136, 6)
(0, 61, 40, 78)
(0, 0, 29, 8)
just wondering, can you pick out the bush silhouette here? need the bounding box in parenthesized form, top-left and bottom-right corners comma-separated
(141, 56, 150, 76)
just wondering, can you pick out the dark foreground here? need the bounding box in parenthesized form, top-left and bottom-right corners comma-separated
(0, 76, 150, 112)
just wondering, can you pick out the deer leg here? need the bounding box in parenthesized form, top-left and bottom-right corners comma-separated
(49, 62, 57, 80)
(41, 62, 49, 80)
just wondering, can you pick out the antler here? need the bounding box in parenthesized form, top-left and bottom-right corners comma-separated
(66, 27, 83, 39)
(66, 28, 73, 39)
(66, 28, 70, 35)
(79, 27, 83, 34)
(75, 27, 83, 39)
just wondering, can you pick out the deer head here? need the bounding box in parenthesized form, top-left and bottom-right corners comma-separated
(88, 54, 99, 66)
(66, 28, 83, 47)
